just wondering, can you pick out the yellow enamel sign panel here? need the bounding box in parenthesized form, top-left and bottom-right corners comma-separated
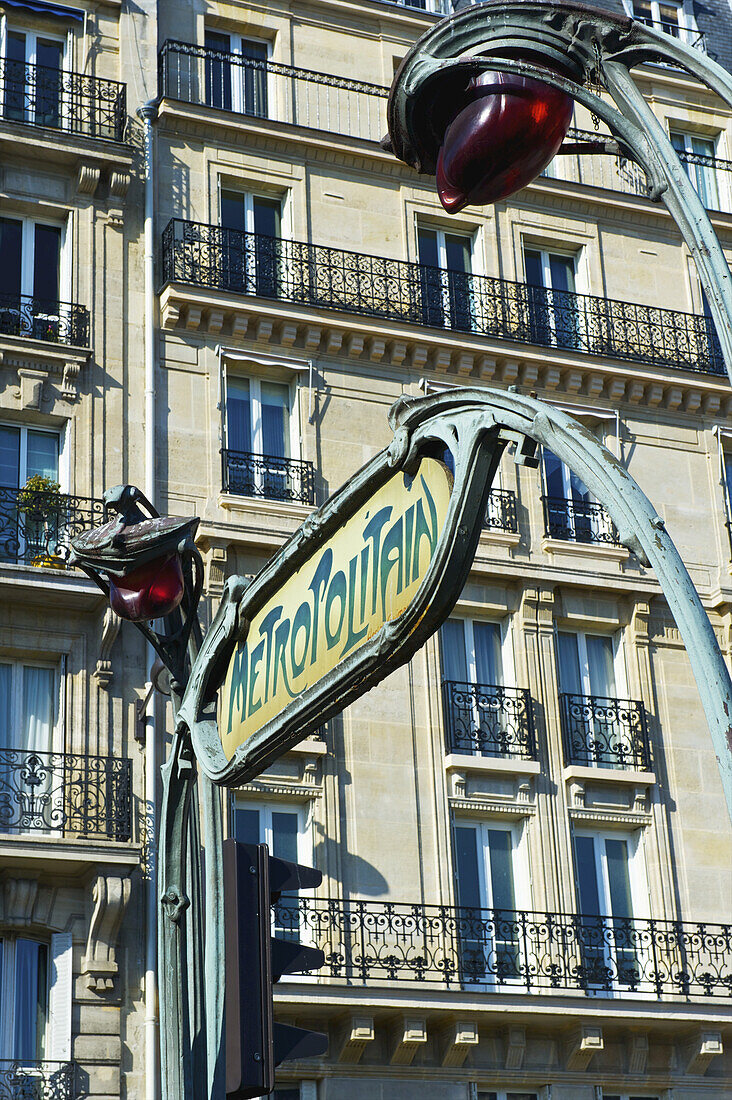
(219, 458, 452, 760)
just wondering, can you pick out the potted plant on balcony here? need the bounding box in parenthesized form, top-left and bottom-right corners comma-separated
(16, 473, 66, 568)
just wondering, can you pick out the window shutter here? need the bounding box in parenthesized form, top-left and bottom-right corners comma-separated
(48, 932, 73, 1062)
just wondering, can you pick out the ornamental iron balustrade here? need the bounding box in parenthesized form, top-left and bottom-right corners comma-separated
(0, 1061, 75, 1100)
(560, 692, 652, 771)
(442, 680, 536, 759)
(0, 58, 126, 141)
(221, 449, 316, 505)
(0, 488, 105, 568)
(0, 750, 132, 840)
(274, 897, 732, 998)
(484, 488, 517, 533)
(159, 40, 389, 144)
(162, 219, 725, 376)
(0, 293, 89, 347)
(542, 496, 622, 546)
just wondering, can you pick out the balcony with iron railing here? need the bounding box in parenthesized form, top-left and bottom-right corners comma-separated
(542, 496, 622, 547)
(162, 220, 725, 377)
(273, 896, 732, 999)
(483, 488, 517, 534)
(0, 750, 132, 841)
(442, 681, 537, 760)
(221, 449, 316, 506)
(0, 293, 89, 348)
(560, 693, 653, 771)
(0, 1061, 75, 1100)
(0, 488, 105, 569)
(0, 58, 126, 141)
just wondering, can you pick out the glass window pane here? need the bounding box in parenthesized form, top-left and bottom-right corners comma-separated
(586, 635, 616, 697)
(271, 811, 299, 864)
(204, 31, 232, 111)
(221, 190, 247, 232)
(543, 449, 565, 498)
(417, 228, 439, 269)
(445, 233, 471, 275)
(0, 664, 11, 752)
(557, 632, 583, 695)
(227, 378, 252, 453)
(0, 425, 20, 487)
(605, 838, 634, 919)
(670, 130, 686, 153)
(241, 39, 268, 118)
(575, 835, 601, 916)
(260, 381, 289, 459)
(440, 619, 468, 683)
(13, 939, 47, 1060)
(33, 224, 61, 302)
(568, 467, 591, 504)
(473, 622, 503, 685)
(7, 31, 26, 63)
(21, 666, 54, 754)
(487, 829, 516, 911)
(252, 197, 280, 239)
(36, 39, 63, 71)
(454, 825, 482, 909)
(0, 218, 22, 298)
(524, 248, 543, 287)
(233, 807, 260, 845)
(548, 254, 575, 294)
(26, 430, 59, 481)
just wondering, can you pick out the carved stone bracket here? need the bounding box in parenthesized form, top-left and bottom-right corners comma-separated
(17, 367, 46, 409)
(81, 874, 132, 993)
(565, 1025, 604, 1071)
(93, 607, 122, 688)
(76, 164, 101, 196)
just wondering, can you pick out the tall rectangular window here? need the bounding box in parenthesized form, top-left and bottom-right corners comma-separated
(0, 937, 49, 1059)
(225, 375, 297, 501)
(670, 130, 720, 210)
(417, 224, 474, 331)
(542, 448, 615, 544)
(524, 247, 579, 349)
(204, 31, 269, 117)
(574, 831, 642, 988)
(0, 217, 64, 340)
(1, 28, 64, 128)
(233, 801, 311, 942)
(220, 189, 282, 298)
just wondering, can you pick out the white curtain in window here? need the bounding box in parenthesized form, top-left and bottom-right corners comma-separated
(21, 666, 54, 754)
(13, 938, 47, 1061)
(440, 619, 468, 682)
(0, 664, 11, 752)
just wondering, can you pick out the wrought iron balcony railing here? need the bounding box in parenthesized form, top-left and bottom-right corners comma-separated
(0, 1061, 75, 1100)
(159, 41, 388, 144)
(483, 488, 517, 533)
(0, 292, 89, 347)
(442, 681, 537, 759)
(0, 749, 132, 840)
(222, 449, 316, 506)
(0, 58, 126, 141)
(273, 897, 732, 998)
(542, 496, 621, 546)
(0, 488, 105, 568)
(162, 220, 725, 376)
(560, 693, 652, 771)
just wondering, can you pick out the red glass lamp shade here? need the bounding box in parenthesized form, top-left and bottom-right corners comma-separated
(436, 72, 574, 213)
(108, 552, 185, 622)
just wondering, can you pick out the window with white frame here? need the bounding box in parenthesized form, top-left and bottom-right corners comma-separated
(0, 423, 63, 564)
(0, 423, 60, 488)
(573, 829, 646, 989)
(417, 222, 475, 330)
(224, 372, 308, 503)
(0, 214, 68, 340)
(1, 24, 66, 128)
(204, 31, 269, 117)
(220, 188, 282, 300)
(542, 448, 615, 544)
(0, 660, 61, 831)
(524, 246, 581, 350)
(602, 1093, 660, 1100)
(556, 630, 625, 701)
(0, 932, 71, 1063)
(477, 1092, 539, 1100)
(233, 800, 312, 941)
(670, 130, 720, 209)
(453, 819, 528, 983)
(629, 0, 700, 44)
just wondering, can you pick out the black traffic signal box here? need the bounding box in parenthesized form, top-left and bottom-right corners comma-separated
(224, 838, 328, 1099)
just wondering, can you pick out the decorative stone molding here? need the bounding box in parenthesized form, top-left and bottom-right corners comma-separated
(76, 164, 101, 195)
(81, 874, 132, 993)
(108, 169, 131, 200)
(569, 808, 650, 827)
(628, 1033, 649, 1075)
(449, 796, 536, 817)
(3, 878, 39, 925)
(684, 1030, 723, 1075)
(440, 1020, 479, 1068)
(61, 361, 82, 401)
(17, 367, 46, 409)
(505, 1026, 526, 1069)
(390, 1017, 427, 1065)
(241, 780, 322, 800)
(565, 1025, 603, 1071)
(93, 607, 122, 688)
(336, 1016, 374, 1064)
(206, 545, 228, 597)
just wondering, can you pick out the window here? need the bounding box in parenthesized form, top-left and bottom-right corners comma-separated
(441, 617, 506, 687)
(574, 830, 644, 989)
(603, 1094, 660, 1100)
(557, 631, 623, 700)
(204, 31, 269, 117)
(477, 1093, 539, 1100)
(631, 0, 699, 44)
(454, 821, 526, 984)
(0, 661, 60, 831)
(220, 188, 282, 298)
(0, 423, 62, 563)
(0, 215, 66, 340)
(670, 130, 720, 209)
(0, 933, 71, 1063)
(1, 27, 65, 128)
(233, 801, 311, 942)
(524, 247, 580, 349)
(542, 449, 615, 544)
(417, 224, 474, 331)
(225, 374, 306, 502)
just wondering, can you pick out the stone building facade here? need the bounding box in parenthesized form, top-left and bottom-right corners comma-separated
(0, 0, 731, 1098)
